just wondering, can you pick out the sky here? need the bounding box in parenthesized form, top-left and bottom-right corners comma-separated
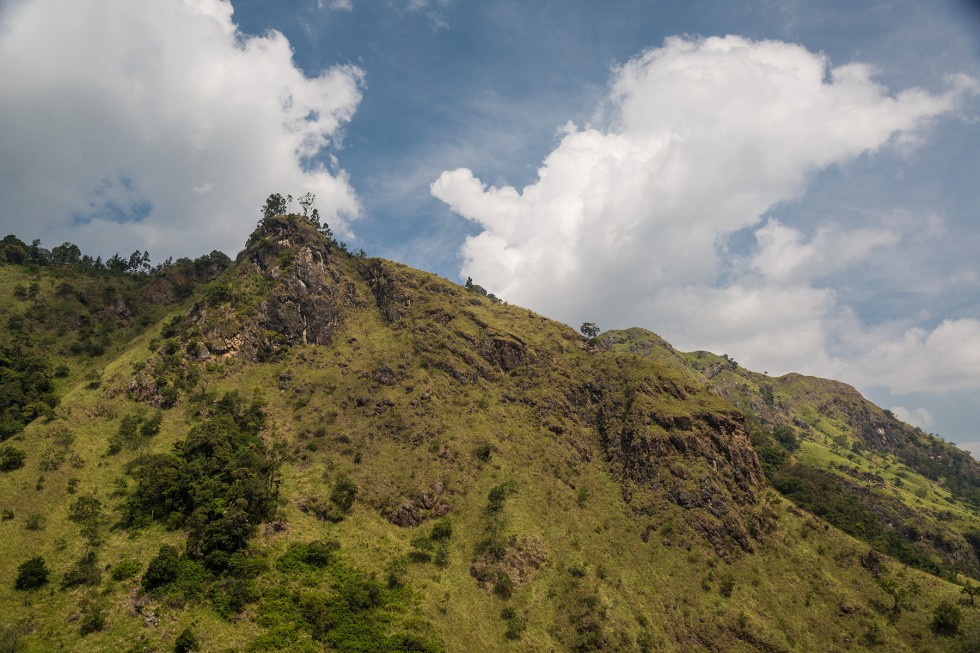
(1, 0, 979, 454)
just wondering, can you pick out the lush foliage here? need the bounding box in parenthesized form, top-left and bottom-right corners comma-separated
(14, 557, 49, 590)
(0, 344, 56, 440)
(128, 392, 279, 565)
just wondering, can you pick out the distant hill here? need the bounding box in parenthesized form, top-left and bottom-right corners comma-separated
(1, 216, 978, 651)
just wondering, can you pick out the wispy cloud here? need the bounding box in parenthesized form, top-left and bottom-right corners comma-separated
(318, 0, 353, 12)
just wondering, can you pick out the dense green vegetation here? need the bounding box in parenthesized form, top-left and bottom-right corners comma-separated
(0, 344, 57, 440)
(127, 391, 278, 566)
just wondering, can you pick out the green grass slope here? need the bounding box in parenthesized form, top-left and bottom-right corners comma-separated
(0, 219, 978, 652)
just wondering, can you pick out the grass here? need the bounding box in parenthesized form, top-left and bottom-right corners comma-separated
(2, 224, 979, 651)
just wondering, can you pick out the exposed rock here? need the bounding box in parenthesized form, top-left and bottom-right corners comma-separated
(361, 259, 411, 323)
(470, 535, 548, 592)
(387, 484, 450, 528)
(590, 369, 767, 559)
(479, 334, 531, 371)
(372, 364, 397, 386)
(180, 215, 359, 361)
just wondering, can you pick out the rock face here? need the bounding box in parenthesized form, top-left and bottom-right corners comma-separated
(187, 215, 362, 361)
(588, 369, 768, 560)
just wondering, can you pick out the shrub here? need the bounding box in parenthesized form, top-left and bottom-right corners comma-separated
(492, 569, 514, 599)
(719, 574, 736, 598)
(501, 606, 527, 640)
(931, 599, 961, 636)
(79, 603, 107, 635)
(111, 559, 142, 581)
(0, 446, 26, 471)
(142, 545, 181, 591)
(14, 557, 49, 590)
(474, 443, 492, 462)
(430, 519, 453, 541)
(175, 627, 200, 652)
(330, 476, 357, 513)
(277, 539, 339, 572)
(61, 550, 101, 589)
(386, 557, 409, 589)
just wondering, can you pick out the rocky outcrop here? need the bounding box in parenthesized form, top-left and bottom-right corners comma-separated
(184, 215, 364, 360)
(479, 334, 531, 371)
(590, 368, 768, 560)
(360, 259, 412, 324)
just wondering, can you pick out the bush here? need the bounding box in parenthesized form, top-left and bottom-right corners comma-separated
(61, 550, 101, 589)
(430, 519, 453, 541)
(501, 606, 527, 640)
(142, 545, 181, 591)
(79, 604, 107, 635)
(719, 574, 736, 598)
(175, 627, 200, 652)
(14, 557, 49, 590)
(330, 476, 357, 513)
(277, 539, 339, 572)
(931, 599, 961, 636)
(492, 569, 514, 599)
(0, 446, 26, 471)
(111, 559, 142, 581)
(386, 557, 409, 589)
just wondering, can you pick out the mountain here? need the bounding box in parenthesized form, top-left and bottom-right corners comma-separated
(0, 216, 978, 652)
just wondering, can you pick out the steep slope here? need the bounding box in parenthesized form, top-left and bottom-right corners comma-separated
(0, 217, 978, 652)
(603, 328, 980, 580)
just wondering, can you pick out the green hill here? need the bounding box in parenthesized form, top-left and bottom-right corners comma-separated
(1, 217, 978, 652)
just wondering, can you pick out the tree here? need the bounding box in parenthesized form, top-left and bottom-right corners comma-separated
(962, 580, 980, 606)
(0, 446, 26, 471)
(68, 494, 106, 547)
(142, 545, 181, 591)
(831, 434, 849, 455)
(127, 250, 151, 274)
(330, 476, 358, 513)
(773, 425, 799, 452)
(298, 192, 317, 222)
(877, 569, 919, 614)
(14, 556, 49, 590)
(261, 193, 288, 220)
(580, 323, 600, 339)
(50, 242, 81, 266)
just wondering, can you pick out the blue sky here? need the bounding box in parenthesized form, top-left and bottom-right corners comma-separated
(1, 0, 979, 453)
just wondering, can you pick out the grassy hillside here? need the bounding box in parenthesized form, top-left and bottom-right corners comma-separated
(1, 219, 978, 652)
(603, 328, 980, 582)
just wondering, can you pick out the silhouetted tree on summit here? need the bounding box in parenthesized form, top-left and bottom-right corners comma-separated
(580, 323, 600, 339)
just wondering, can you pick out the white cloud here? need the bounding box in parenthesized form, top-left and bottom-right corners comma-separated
(749, 219, 899, 284)
(846, 319, 980, 394)
(890, 406, 934, 430)
(432, 35, 978, 395)
(0, 0, 363, 259)
(958, 442, 980, 461)
(321, 0, 353, 11)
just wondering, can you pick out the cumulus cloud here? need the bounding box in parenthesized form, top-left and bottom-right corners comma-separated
(958, 442, 980, 460)
(432, 35, 978, 395)
(846, 319, 980, 394)
(0, 0, 363, 259)
(890, 406, 934, 430)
